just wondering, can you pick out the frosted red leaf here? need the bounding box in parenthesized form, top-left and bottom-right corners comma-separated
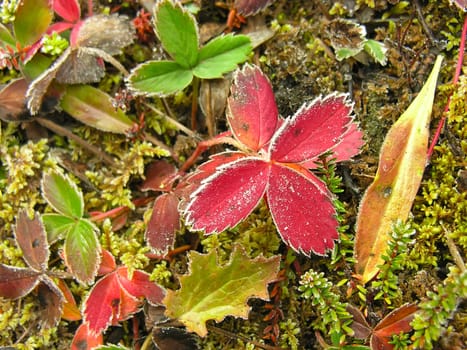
(186, 158, 270, 233)
(185, 64, 363, 255)
(267, 163, 337, 255)
(270, 93, 354, 163)
(227, 64, 278, 151)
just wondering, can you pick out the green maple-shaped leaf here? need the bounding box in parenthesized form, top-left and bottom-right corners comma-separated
(164, 245, 280, 337)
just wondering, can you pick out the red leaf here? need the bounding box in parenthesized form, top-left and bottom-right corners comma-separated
(185, 158, 270, 233)
(0, 264, 41, 299)
(270, 93, 354, 163)
(83, 272, 121, 334)
(117, 267, 166, 305)
(97, 249, 117, 275)
(267, 163, 338, 255)
(114, 285, 140, 324)
(234, 0, 274, 16)
(46, 21, 75, 35)
(146, 193, 180, 254)
(331, 121, 365, 162)
(52, 0, 81, 23)
(227, 64, 278, 151)
(71, 323, 103, 350)
(14, 210, 49, 271)
(141, 160, 178, 192)
(371, 303, 418, 349)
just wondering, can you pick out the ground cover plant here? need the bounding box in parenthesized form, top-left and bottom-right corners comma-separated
(0, 0, 466, 349)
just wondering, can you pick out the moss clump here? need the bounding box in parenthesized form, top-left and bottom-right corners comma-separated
(409, 75, 467, 268)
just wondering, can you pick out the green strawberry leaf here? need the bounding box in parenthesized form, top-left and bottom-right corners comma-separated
(64, 218, 101, 284)
(127, 60, 193, 96)
(60, 85, 135, 134)
(335, 47, 363, 61)
(13, 0, 52, 47)
(42, 170, 84, 219)
(164, 245, 280, 337)
(154, 0, 199, 68)
(194, 34, 252, 79)
(42, 213, 77, 243)
(363, 39, 388, 66)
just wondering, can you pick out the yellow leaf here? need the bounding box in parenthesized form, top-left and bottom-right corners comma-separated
(354, 55, 443, 284)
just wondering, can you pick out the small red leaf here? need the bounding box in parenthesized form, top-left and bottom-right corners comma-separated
(113, 285, 140, 324)
(14, 210, 49, 271)
(83, 272, 121, 334)
(146, 193, 180, 254)
(117, 267, 166, 305)
(270, 93, 354, 163)
(141, 160, 178, 192)
(0, 264, 41, 299)
(267, 163, 338, 255)
(71, 323, 103, 350)
(347, 304, 372, 339)
(53, 0, 81, 23)
(97, 249, 117, 276)
(227, 64, 278, 151)
(185, 158, 270, 233)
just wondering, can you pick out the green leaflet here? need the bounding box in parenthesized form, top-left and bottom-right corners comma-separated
(164, 245, 280, 336)
(42, 170, 84, 219)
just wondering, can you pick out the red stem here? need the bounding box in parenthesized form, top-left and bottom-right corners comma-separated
(427, 13, 467, 159)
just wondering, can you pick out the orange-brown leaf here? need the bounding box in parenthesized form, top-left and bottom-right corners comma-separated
(354, 55, 443, 283)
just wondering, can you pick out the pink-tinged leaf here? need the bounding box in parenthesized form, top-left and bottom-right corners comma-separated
(53, 0, 81, 23)
(117, 267, 166, 305)
(302, 122, 364, 169)
(0, 264, 41, 299)
(270, 93, 354, 163)
(84, 272, 121, 334)
(46, 21, 75, 35)
(37, 277, 64, 327)
(234, 0, 275, 16)
(71, 323, 103, 350)
(185, 158, 270, 233)
(146, 193, 180, 254)
(330, 121, 364, 162)
(371, 303, 418, 350)
(97, 249, 117, 276)
(267, 163, 338, 255)
(227, 64, 278, 151)
(14, 210, 49, 271)
(141, 160, 178, 192)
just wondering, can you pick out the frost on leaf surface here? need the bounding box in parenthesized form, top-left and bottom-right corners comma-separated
(185, 64, 363, 256)
(163, 245, 280, 337)
(227, 64, 278, 151)
(269, 93, 354, 163)
(185, 158, 270, 233)
(267, 163, 337, 255)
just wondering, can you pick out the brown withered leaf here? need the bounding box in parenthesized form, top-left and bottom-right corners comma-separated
(0, 264, 41, 299)
(354, 55, 443, 283)
(14, 210, 49, 271)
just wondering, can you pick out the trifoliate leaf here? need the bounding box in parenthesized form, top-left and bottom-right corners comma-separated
(164, 245, 280, 336)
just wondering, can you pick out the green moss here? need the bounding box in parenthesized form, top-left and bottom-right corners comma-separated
(409, 76, 467, 268)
